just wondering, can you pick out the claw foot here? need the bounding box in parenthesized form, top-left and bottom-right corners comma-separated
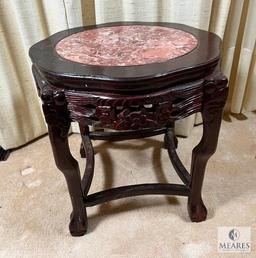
(69, 211, 87, 236)
(187, 197, 207, 222)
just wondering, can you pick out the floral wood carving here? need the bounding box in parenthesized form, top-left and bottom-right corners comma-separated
(65, 80, 204, 130)
(94, 102, 173, 130)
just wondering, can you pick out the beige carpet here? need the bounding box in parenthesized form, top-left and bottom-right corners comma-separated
(0, 112, 255, 258)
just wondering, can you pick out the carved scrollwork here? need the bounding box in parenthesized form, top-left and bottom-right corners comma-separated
(202, 72, 229, 122)
(42, 88, 71, 137)
(32, 66, 71, 137)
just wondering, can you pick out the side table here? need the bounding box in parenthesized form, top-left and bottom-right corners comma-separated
(29, 22, 228, 236)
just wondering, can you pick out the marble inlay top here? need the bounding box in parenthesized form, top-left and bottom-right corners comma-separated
(55, 25, 198, 66)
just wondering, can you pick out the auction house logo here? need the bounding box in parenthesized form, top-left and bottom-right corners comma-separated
(218, 227, 251, 252)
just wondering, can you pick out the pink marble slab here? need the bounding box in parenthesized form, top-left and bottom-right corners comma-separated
(55, 25, 198, 66)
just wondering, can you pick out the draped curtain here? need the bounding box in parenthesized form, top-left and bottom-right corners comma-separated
(0, 0, 255, 149)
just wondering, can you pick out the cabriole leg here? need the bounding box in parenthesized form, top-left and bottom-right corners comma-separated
(188, 73, 228, 222)
(42, 89, 87, 236)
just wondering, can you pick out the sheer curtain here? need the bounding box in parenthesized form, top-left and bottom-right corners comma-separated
(0, 0, 255, 149)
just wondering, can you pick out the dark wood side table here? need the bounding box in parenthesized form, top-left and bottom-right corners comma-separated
(29, 22, 228, 236)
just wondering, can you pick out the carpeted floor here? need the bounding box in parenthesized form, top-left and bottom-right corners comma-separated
(0, 112, 255, 258)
